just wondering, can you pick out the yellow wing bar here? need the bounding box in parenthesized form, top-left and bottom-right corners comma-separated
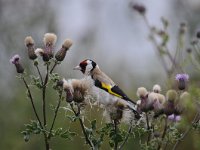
(101, 82, 123, 98)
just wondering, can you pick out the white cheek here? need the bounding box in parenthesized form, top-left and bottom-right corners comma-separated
(85, 64, 93, 75)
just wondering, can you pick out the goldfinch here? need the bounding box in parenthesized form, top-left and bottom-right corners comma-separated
(74, 59, 140, 118)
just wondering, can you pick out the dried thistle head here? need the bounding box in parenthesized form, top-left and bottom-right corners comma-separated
(62, 39, 73, 50)
(24, 36, 34, 46)
(24, 36, 37, 60)
(152, 84, 161, 93)
(55, 39, 73, 61)
(43, 33, 57, 46)
(43, 33, 57, 58)
(137, 87, 148, 99)
(62, 78, 91, 103)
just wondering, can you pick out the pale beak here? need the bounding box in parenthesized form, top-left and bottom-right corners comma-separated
(73, 65, 81, 70)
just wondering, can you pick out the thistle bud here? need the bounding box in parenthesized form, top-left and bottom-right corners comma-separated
(55, 39, 73, 61)
(10, 54, 24, 73)
(24, 36, 37, 60)
(175, 74, 189, 90)
(174, 92, 190, 115)
(163, 90, 177, 116)
(131, 3, 146, 15)
(43, 33, 57, 58)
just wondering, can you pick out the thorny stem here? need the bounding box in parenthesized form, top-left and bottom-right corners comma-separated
(70, 103, 94, 149)
(157, 117, 168, 150)
(114, 120, 118, 150)
(41, 64, 50, 150)
(48, 90, 63, 139)
(119, 121, 133, 150)
(22, 76, 49, 150)
(172, 113, 200, 150)
(50, 61, 58, 74)
(142, 16, 169, 75)
(22, 76, 43, 128)
(145, 112, 150, 130)
(142, 15, 183, 76)
(42, 64, 49, 127)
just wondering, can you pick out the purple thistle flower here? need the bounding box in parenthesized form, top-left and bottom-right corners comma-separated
(168, 114, 181, 122)
(10, 54, 24, 73)
(10, 54, 20, 64)
(175, 74, 189, 81)
(175, 74, 189, 90)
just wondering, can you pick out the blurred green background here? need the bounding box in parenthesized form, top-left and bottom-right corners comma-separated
(1, 0, 200, 149)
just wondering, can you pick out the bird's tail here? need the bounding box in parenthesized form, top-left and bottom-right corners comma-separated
(118, 99, 141, 119)
(127, 101, 141, 119)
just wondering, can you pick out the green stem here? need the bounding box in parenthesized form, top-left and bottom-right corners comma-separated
(50, 61, 58, 74)
(22, 76, 49, 150)
(70, 103, 94, 149)
(157, 117, 168, 150)
(119, 122, 133, 150)
(48, 90, 63, 139)
(42, 64, 49, 127)
(35, 65, 43, 84)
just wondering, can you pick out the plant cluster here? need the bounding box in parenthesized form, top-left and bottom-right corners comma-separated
(9, 3, 200, 150)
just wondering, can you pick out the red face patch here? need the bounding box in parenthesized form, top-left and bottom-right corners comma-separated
(79, 60, 88, 73)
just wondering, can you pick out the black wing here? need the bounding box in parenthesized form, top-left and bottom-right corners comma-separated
(94, 79, 136, 104)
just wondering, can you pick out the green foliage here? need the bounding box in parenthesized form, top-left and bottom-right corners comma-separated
(21, 120, 41, 142)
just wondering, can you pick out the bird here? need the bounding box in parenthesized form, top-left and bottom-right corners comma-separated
(73, 59, 140, 119)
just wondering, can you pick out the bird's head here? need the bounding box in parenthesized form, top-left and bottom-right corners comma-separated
(74, 59, 97, 75)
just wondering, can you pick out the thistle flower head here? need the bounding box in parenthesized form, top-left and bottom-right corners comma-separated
(35, 48, 49, 61)
(137, 87, 148, 99)
(175, 92, 190, 115)
(62, 39, 73, 50)
(131, 3, 146, 14)
(168, 114, 181, 122)
(24, 36, 37, 60)
(175, 74, 189, 90)
(10, 54, 20, 64)
(55, 39, 73, 61)
(10, 54, 24, 73)
(24, 36, 34, 46)
(43, 33, 57, 46)
(153, 84, 161, 93)
(166, 90, 177, 102)
(35, 48, 44, 55)
(163, 90, 177, 116)
(63, 79, 74, 103)
(152, 93, 165, 117)
(175, 74, 189, 81)
(63, 78, 91, 103)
